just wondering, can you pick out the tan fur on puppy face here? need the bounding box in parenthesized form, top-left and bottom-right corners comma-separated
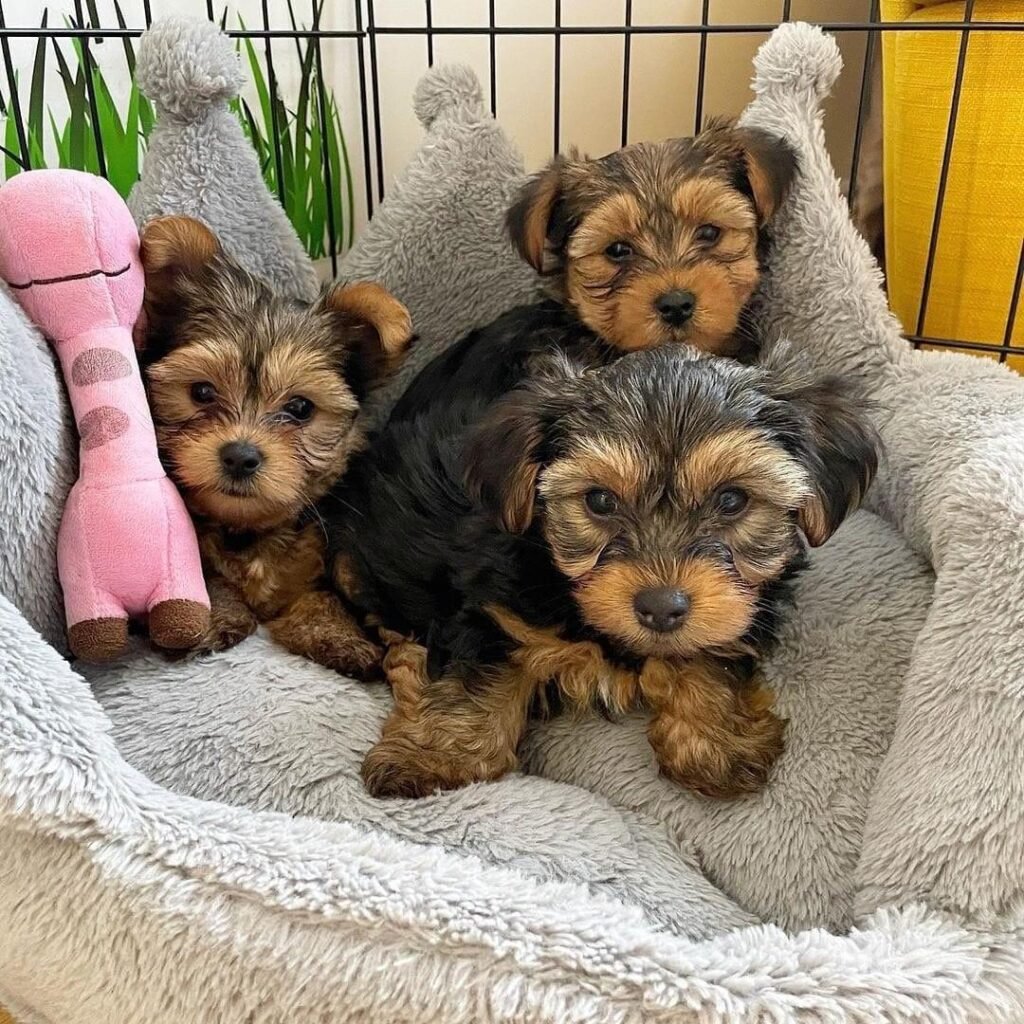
(538, 424, 809, 659)
(140, 216, 413, 532)
(147, 336, 361, 530)
(506, 123, 796, 355)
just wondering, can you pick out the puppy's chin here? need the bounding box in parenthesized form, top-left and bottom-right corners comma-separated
(187, 486, 299, 532)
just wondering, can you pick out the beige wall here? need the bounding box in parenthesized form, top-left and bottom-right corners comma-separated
(362, 0, 872, 216)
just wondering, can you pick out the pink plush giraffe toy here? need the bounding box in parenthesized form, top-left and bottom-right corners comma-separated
(0, 169, 210, 660)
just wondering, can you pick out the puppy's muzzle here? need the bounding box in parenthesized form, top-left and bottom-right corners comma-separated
(634, 586, 690, 633)
(655, 289, 696, 328)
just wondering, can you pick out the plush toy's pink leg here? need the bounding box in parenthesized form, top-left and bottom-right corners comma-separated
(146, 477, 210, 651)
(58, 492, 130, 661)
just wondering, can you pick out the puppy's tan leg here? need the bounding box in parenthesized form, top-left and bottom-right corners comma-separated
(362, 640, 537, 799)
(266, 590, 383, 679)
(190, 576, 258, 654)
(641, 659, 785, 798)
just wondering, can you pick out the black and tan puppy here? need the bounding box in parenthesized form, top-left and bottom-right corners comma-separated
(509, 120, 796, 355)
(330, 347, 877, 800)
(391, 122, 795, 423)
(140, 215, 413, 673)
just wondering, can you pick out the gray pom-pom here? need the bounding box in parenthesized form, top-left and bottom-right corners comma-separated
(752, 22, 842, 101)
(135, 16, 245, 120)
(413, 64, 485, 129)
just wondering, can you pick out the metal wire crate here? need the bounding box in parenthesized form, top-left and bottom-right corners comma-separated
(0, 0, 1020, 362)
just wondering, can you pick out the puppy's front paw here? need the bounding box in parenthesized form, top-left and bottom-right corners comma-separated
(314, 634, 384, 680)
(198, 612, 258, 654)
(361, 738, 452, 799)
(651, 687, 786, 799)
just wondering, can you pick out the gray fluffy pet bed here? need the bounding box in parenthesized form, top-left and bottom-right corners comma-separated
(2, 17, 1023, 1023)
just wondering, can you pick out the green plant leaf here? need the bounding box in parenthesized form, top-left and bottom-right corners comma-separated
(27, 11, 48, 168)
(323, 93, 354, 252)
(64, 31, 101, 173)
(237, 21, 273, 162)
(90, 64, 137, 194)
(4, 110, 22, 179)
(225, 9, 354, 259)
(112, 0, 135, 75)
(49, 109, 71, 167)
(238, 96, 271, 173)
(51, 39, 88, 172)
(291, 24, 315, 212)
(27, 124, 45, 170)
(306, 109, 325, 258)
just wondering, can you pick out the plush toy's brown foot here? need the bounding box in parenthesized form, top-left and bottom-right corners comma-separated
(68, 616, 128, 661)
(149, 598, 210, 651)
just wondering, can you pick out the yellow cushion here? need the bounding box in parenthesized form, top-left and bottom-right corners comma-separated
(881, 0, 1024, 370)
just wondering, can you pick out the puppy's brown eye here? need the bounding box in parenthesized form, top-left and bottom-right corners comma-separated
(283, 396, 315, 422)
(695, 224, 721, 244)
(715, 487, 748, 516)
(585, 488, 619, 516)
(604, 241, 633, 262)
(190, 382, 217, 405)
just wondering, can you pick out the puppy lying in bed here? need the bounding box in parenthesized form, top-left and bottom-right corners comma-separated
(139, 216, 413, 673)
(329, 347, 877, 800)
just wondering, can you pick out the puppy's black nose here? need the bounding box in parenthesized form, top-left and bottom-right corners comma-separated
(655, 289, 696, 327)
(634, 587, 690, 633)
(220, 440, 264, 480)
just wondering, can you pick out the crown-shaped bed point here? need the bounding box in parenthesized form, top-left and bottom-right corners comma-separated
(135, 16, 246, 120)
(752, 22, 843, 103)
(414, 64, 486, 129)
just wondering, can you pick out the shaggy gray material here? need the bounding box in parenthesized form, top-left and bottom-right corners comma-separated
(340, 64, 540, 425)
(1, 22, 1023, 1023)
(0, 286, 72, 652)
(128, 16, 319, 301)
(87, 634, 754, 942)
(740, 38, 1024, 923)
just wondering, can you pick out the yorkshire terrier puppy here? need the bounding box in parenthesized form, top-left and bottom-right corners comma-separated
(509, 120, 796, 355)
(330, 346, 877, 800)
(139, 215, 413, 673)
(390, 121, 795, 422)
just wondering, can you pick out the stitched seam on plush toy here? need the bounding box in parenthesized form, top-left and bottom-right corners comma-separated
(6, 264, 131, 290)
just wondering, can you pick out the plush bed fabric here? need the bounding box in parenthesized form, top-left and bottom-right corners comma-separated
(1, 18, 1022, 1024)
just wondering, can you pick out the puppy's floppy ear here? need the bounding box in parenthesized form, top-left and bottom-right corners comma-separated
(138, 215, 223, 352)
(733, 127, 797, 226)
(463, 389, 554, 534)
(701, 122, 797, 226)
(763, 368, 879, 547)
(318, 281, 414, 398)
(139, 215, 222, 300)
(506, 154, 576, 272)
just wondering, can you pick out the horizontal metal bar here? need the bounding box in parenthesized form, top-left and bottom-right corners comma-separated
(0, 26, 363, 38)
(0, 21, 1021, 39)
(905, 334, 1024, 357)
(368, 21, 1024, 34)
